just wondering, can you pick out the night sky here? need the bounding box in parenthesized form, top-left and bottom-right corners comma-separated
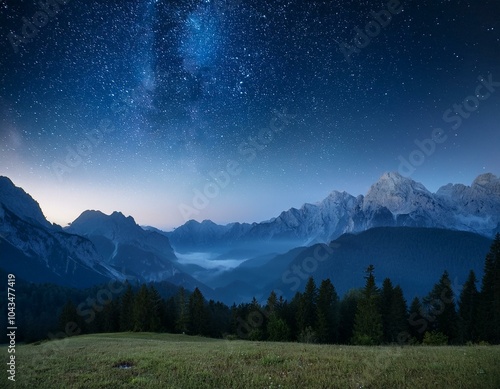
(1, 0, 499, 229)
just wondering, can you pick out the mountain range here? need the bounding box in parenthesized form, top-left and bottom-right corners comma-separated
(66, 210, 178, 282)
(0, 176, 209, 293)
(1, 172, 498, 303)
(167, 172, 500, 252)
(0, 176, 123, 288)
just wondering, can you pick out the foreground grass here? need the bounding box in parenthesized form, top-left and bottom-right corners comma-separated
(3, 332, 500, 388)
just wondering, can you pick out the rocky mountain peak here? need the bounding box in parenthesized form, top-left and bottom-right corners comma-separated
(473, 173, 498, 186)
(363, 172, 432, 214)
(0, 176, 52, 229)
(68, 210, 141, 242)
(472, 173, 500, 194)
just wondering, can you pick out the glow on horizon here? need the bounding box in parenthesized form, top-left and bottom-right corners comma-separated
(1, 1, 499, 232)
(4, 167, 498, 232)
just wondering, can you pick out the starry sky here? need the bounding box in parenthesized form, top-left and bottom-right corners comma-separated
(0, 0, 499, 229)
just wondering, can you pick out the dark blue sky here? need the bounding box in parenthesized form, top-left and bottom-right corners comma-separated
(1, 0, 499, 228)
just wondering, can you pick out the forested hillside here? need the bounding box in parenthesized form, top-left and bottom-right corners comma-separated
(3, 234, 499, 346)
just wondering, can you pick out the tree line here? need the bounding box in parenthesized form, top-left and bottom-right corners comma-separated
(55, 233, 500, 345)
(1, 234, 497, 345)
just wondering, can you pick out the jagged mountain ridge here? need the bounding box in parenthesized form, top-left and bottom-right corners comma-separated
(66, 210, 180, 283)
(0, 177, 213, 293)
(166, 219, 254, 249)
(167, 172, 500, 250)
(0, 177, 124, 287)
(67, 210, 176, 258)
(2, 172, 498, 298)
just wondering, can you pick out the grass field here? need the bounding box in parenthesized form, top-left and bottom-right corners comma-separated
(3, 332, 500, 388)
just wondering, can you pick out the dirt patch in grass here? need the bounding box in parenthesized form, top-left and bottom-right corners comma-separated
(113, 361, 134, 369)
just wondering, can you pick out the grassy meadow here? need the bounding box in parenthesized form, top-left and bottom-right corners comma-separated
(3, 332, 500, 388)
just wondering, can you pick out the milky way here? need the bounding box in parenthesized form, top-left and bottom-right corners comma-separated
(0, 0, 499, 228)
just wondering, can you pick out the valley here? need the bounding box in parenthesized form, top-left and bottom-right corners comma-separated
(2, 172, 499, 305)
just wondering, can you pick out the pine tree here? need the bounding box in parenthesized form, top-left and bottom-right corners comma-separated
(267, 314, 291, 341)
(339, 289, 361, 344)
(133, 284, 152, 332)
(148, 285, 164, 332)
(297, 277, 317, 333)
(380, 278, 394, 343)
(388, 285, 408, 343)
(352, 265, 383, 345)
(276, 295, 286, 316)
(102, 299, 120, 333)
(423, 271, 459, 344)
(407, 297, 425, 343)
(283, 292, 301, 340)
(119, 283, 134, 332)
(176, 287, 189, 334)
(247, 297, 264, 340)
(229, 303, 240, 336)
(316, 279, 339, 344)
(266, 290, 290, 342)
(458, 270, 479, 343)
(59, 300, 82, 336)
(478, 253, 494, 342)
(164, 296, 177, 332)
(188, 287, 209, 336)
(266, 290, 278, 314)
(478, 234, 500, 343)
(494, 234, 500, 344)
(207, 300, 231, 337)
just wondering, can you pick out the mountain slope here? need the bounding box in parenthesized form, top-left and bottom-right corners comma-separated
(269, 227, 493, 301)
(198, 227, 492, 304)
(0, 177, 123, 287)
